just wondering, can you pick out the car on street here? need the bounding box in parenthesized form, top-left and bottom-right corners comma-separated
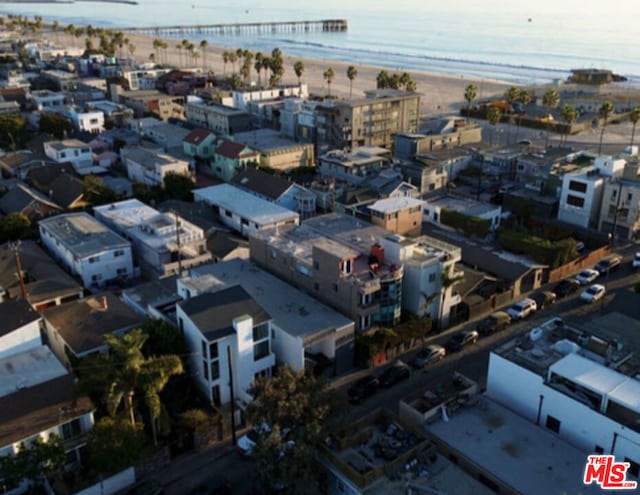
(530, 291, 557, 310)
(552, 279, 580, 298)
(411, 344, 446, 368)
(632, 252, 640, 270)
(477, 311, 511, 335)
(348, 374, 379, 403)
(594, 256, 622, 275)
(189, 477, 232, 495)
(378, 360, 411, 387)
(127, 480, 164, 495)
(506, 298, 537, 321)
(445, 330, 479, 353)
(575, 268, 600, 285)
(580, 284, 606, 303)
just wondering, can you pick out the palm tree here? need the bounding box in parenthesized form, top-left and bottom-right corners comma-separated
(199, 40, 208, 70)
(192, 51, 200, 68)
(52, 20, 59, 42)
(293, 60, 305, 88)
(346, 65, 358, 98)
(405, 79, 417, 92)
(629, 106, 640, 148)
(261, 57, 271, 87)
(128, 43, 136, 59)
(176, 44, 183, 67)
(598, 100, 615, 154)
(228, 52, 238, 73)
(464, 84, 478, 122)
(487, 106, 502, 146)
(513, 88, 532, 144)
(254, 52, 263, 87)
(559, 104, 578, 145)
(542, 88, 560, 147)
(505, 86, 520, 103)
(222, 51, 229, 75)
(323, 67, 335, 98)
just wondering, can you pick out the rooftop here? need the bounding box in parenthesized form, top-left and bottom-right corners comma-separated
(319, 147, 390, 168)
(0, 345, 67, 397)
(425, 194, 500, 217)
(193, 184, 300, 226)
(39, 213, 130, 259)
(0, 299, 40, 338)
(122, 146, 183, 169)
(426, 397, 603, 495)
(188, 258, 353, 341)
(187, 100, 247, 115)
(368, 196, 424, 214)
(232, 128, 310, 152)
(231, 168, 293, 201)
(44, 139, 90, 151)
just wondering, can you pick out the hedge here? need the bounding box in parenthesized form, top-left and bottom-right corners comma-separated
(497, 228, 578, 268)
(441, 209, 491, 238)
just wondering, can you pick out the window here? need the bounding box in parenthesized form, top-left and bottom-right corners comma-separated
(254, 340, 270, 361)
(313, 260, 319, 270)
(428, 272, 436, 282)
(202, 360, 209, 380)
(341, 259, 352, 275)
(209, 342, 218, 359)
(211, 385, 221, 406)
(628, 193, 633, 202)
(253, 323, 269, 342)
(116, 268, 127, 275)
(201, 341, 207, 358)
(91, 274, 102, 282)
(545, 415, 561, 433)
(88, 256, 99, 263)
(270, 249, 277, 259)
(210, 360, 220, 380)
(566, 195, 585, 208)
(61, 418, 82, 440)
(114, 250, 125, 257)
(568, 180, 588, 193)
(360, 314, 371, 330)
(225, 210, 232, 217)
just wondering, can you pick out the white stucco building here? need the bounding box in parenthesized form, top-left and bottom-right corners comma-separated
(39, 213, 135, 289)
(232, 84, 308, 110)
(44, 139, 93, 170)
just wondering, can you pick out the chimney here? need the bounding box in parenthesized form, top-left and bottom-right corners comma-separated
(101, 295, 108, 310)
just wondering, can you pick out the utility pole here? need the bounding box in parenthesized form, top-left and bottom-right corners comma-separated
(227, 345, 237, 445)
(9, 241, 27, 300)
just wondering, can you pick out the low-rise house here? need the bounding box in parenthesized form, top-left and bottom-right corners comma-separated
(0, 151, 56, 180)
(121, 276, 182, 320)
(176, 285, 275, 407)
(0, 183, 62, 220)
(29, 89, 65, 111)
(141, 121, 191, 152)
(121, 67, 172, 91)
(94, 199, 212, 277)
(368, 196, 424, 235)
(194, 183, 300, 236)
(42, 292, 142, 368)
(232, 129, 315, 171)
(40, 69, 79, 91)
(209, 138, 258, 181)
(86, 100, 134, 127)
(121, 146, 191, 187)
(423, 194, 502, 232)
(317, 147, 391, 185)
(0, 299, 41, 360)
(0, 240, 84, 311)
(513, 147, 573, 195)
(39, 213, 135, 289)
(231, 168, 316, 219)
(185, 100, 251, 135)
(182, 128, 217, 161)
(48, 105, 105, 134)
(394, 118, 482, 158)
(43, 139, 93, 171)
(231, 84, 308, 110)
(117, 89, 185, 121)
(0, 346, 95, 493)
(184, 258, 355, 375)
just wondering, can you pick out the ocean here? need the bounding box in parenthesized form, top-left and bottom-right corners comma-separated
(2, 0, 640, 85)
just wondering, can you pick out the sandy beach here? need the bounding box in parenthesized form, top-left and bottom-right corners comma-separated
(51, 27, 513, 115)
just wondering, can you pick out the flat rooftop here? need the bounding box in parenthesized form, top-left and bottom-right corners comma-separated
(368, 196, 424, 213)
(427, 397, 603, 495)
(425, 194, 499, 217)
(193, 184, 299, 226)
(188, 258, 353, 341)
(122, 146, 179, 168)
(45, 139, 90, 150)
(232, 128, 309, 152)
(0, 346, 67, 397)
(187, 101, 246, 115)
(320, 147, 390, 168)
(39, 213, 131, 259)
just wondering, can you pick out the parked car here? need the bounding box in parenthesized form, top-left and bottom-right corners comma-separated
(127, 480, 164, 495)
(580, 284, 606, 303)
(632, 252, 640, 270)
(575, 268, 600, 286)
(594, 256, 622, 275)
(552, 279, 580, 298)
(189, 477, 232, 495)
(411, 344, 446, 368)
(477, 311, 512, 335)
(530, 291, 557, 310)
(445, 330, 479, 353)
(506, 298, 537, 321)
(379, 360, 411, 387)
(348, 375, 379, 403)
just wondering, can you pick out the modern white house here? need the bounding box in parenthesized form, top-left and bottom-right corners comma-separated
(231, 84, 308, 110)
(67, 106, 104, 134)
(422, 194, 503, 232)
(193, 184, 300, 237)
(121, 146, 191, 187)
(487, 316, 640, 473)
(44, 139, 93, 170)
(598, 169, 640, 241)
(184, 258, 355, 375)
(557, 155, 625, 229)
(175, 285, 276, 410)
(94, 199, 212, 277)
(39, 213, 135, 289)
(0, 346, 95, 495)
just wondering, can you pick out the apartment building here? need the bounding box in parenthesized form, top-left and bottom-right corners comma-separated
(185, 101, 251, 135)
(368, 196, 424, 235)
(317, 146, 392, 185)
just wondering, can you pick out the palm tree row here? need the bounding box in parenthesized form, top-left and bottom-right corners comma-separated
(376, 70, 417, 92)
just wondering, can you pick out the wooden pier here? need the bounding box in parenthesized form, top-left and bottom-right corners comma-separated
(122, 19, 348, 37)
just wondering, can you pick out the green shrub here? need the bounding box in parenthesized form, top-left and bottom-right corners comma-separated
(497, 227, 578, 268)
(441, 209, 491, 238)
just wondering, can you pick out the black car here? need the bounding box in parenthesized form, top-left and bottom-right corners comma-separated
(347, 375, 379, 403)
(594, 256, 622, 275)
(189, 477, 232, 495)
(531, 290, 557, 310)
(445, 330, 479, 353)
(378, 361, 411, 387)
(552, 279, 580, 298)
(477, 311, 511, 336)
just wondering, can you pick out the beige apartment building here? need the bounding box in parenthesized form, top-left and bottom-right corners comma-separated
(315, 89, 421, 152)
(369, 197, 425, 236)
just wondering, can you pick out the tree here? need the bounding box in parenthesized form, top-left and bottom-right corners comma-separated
(323, 67, 335, 97)
(630, 106, 640, 148)
(293, 60, 304, 88)
(199, 39, 208, 70)
(176, 44, 183, 66)
(0, 114, 27, 149)
(40, 112, 73, 139)
(269, 48, 284, 87)
(346, 65, 357, 97)
(240, 49, 253, 86)
(222, 50, 229, 75)
(86, 418, 148, 474)
(598, 100, 615, 154)
(513, 88, 532, 143)
(505, 86, 520, 103)
(0, 435, 66, 491)
(83, 175, 116, 205)
(486, 106, 502, 146)
(140, 318, 188, 358)
(128, 42, 136, 58)
(0, 212, 35, 242)
(254, 52, 263, 87)
(542, 88, 560, 118)
(163, 172, 194, 201)
(246, 366, 336, 494)
(559, 104, 578, 145)
(464, 84, 478, 122)
(376, 69, 390, 89)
